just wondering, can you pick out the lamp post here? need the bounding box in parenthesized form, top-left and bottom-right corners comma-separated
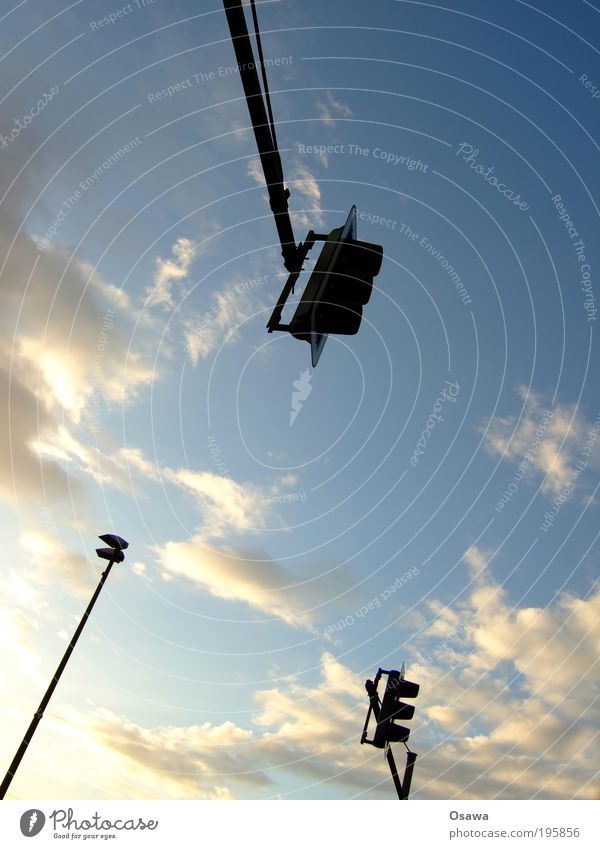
(0, 534, 129, 800)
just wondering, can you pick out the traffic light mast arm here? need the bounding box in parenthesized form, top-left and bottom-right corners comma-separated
(222, 0, 302, 272)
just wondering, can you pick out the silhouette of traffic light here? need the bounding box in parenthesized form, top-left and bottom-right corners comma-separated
(372, 670, 419, 749)
(289, 226, 383, 341)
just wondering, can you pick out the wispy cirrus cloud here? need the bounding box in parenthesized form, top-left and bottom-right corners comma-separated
(182, 285, 262, 365)
(316, 91, 353, 129)
(246, 156, 324, 230)
(288, 161, 325, 229)
(483, 386, 599, 496)
(146, 237, 199, 310)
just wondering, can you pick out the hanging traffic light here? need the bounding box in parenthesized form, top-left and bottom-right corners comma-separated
(266, 206, 384, 366)
(289, 224, 383, 360)
(372, 669, 420, 749)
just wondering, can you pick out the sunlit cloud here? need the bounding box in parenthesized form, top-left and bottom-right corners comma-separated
(182, 284, 264, 365)
(483, 386, 599, 496)
(146, 237, 199, 310)
(20, 528, 96, 599)
(164, 468, 268, 538)
(3, 653, 381, 800)
(401, 544, 600, 798)
(157, 540, 315, 628)
(155, 533, 361, 632)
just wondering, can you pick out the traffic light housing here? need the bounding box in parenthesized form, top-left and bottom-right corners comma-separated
(290, 227, 383, 342)
(266, 206, 384, 366)
(361, 666, 420, 799)
(372, 669, 419, 749)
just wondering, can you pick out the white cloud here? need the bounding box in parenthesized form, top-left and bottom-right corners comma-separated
(0, 211, 157, 509)
(246, 156, 266, 188)
(165, 468, 268, 538)
(401, 544, 600, 798)
(182, 284, 263, 365)
(20, 527, 96, 599)
(483, 386, 599, 497)
(289, 162, 325, 229)
(2, 238, 155, 425)
(156, 534, 360, 632)
(2, 653, 384, 800)
(33, 428, 136, 495)
(0, 351, 82, 505)
(0, 605, 43, 684)
(316, 91, 353, 129)
(146, 237, 198, 310)
(157, 540, 313, 628)
(29, 432, 278, 550)
(247, 156, 324, 230)
(4, 589, 599, 801)
(2, 703, 262, 800)
(0, 527, 100, 692)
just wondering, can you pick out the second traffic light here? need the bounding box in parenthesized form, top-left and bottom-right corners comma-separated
(372, 669, 420, 749)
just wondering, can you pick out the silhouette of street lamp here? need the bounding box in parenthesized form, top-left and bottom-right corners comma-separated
(0, 534, 129, 800)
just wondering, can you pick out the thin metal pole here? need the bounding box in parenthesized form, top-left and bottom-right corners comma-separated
(0, 557, 117, 800)
(386, 747, 417, 800)
(402, 750, 418, 799)
(386, 747, 405, 800)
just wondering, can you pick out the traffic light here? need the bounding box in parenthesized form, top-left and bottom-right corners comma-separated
(372, 669, 419, 749)
(289, 222, 383, 363)
(361, 667, 420, 799)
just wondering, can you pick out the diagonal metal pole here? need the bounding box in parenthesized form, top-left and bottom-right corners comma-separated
(402, 749, 418, 799)
(223, 0, 301, 272)
(386, 746, 405, 800)
(386, 746, 417, 800)
(0, 554, 119, 800)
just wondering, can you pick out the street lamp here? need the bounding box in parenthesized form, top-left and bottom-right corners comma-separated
(0, 533, 129, 800)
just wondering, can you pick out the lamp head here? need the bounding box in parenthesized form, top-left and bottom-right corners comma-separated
(96, 547, 125, 563)
(98, 534, 129, 550)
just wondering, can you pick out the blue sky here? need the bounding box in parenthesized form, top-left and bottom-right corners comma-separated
(0, 0, 599, 800)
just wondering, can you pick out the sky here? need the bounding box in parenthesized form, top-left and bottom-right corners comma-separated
(0, 0, 599, 801)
